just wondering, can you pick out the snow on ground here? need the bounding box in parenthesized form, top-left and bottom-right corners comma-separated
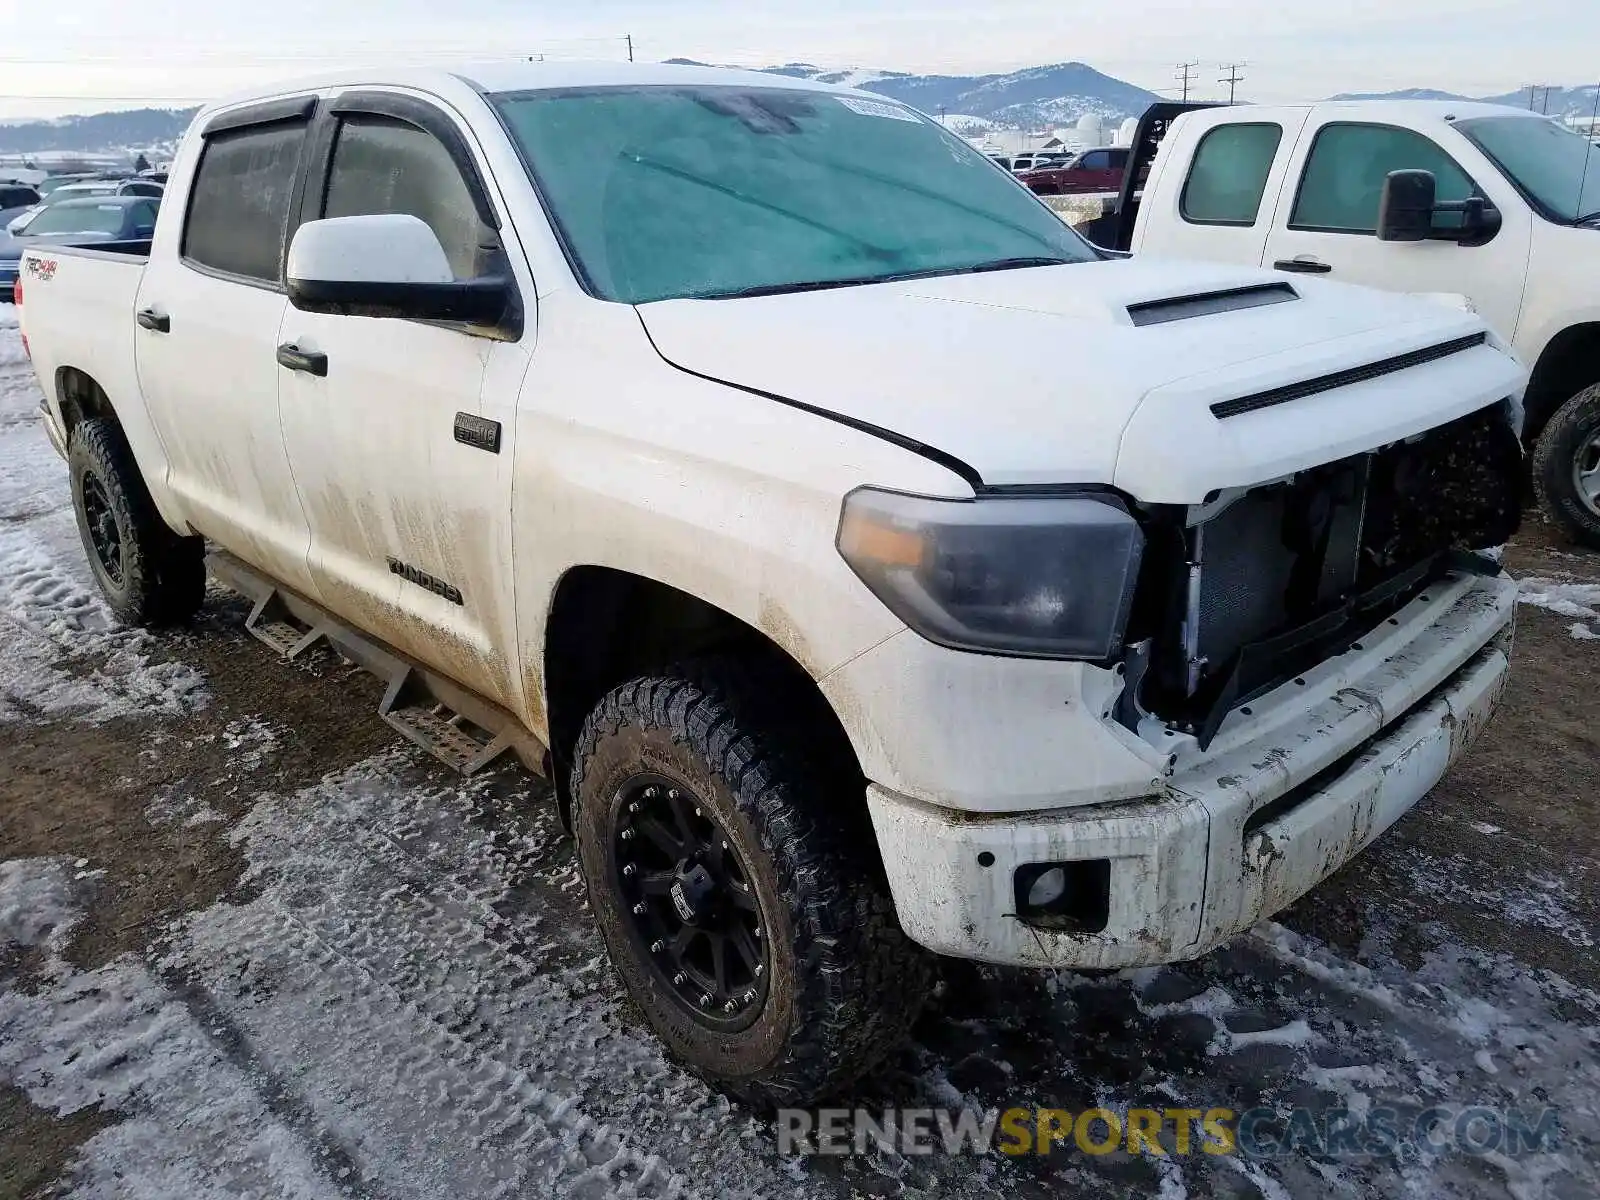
(0, 309, 206, 723)
(1517, 577, 1600, 639)
(1, 314, 1596, 1197)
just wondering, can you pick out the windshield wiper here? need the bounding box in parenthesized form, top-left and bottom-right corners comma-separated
(1576, 211, 1600, 225)
(956, 255, 1077, 274)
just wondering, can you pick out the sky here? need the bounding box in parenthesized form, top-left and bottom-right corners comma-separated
(2, 0, 1598, 120)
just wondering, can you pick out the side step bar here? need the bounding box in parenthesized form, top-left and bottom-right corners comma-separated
(210, 551, 546, 779)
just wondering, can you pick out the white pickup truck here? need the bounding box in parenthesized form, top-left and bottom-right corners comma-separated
(16, 62, 1525, 1105)
(1120, 100, 1600, 548)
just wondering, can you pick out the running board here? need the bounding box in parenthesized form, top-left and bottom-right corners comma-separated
(210, 551, 545, 779)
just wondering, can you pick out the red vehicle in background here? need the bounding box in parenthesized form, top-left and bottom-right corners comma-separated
(1021, 146, 1130, 195)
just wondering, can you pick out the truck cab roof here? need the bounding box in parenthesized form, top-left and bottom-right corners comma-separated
(1185, 99, 1554, 126)
(195, 59, 876, 129)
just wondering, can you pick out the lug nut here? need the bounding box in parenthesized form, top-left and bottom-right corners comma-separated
(628, 802, 639, 814)
(673, 972, 686, 985)
(620, 829, 634, 841)
(694, 806, 702, 817)
(723, 1000, 737, 1013)
(621, 864, 636, 877)
(721, 840, 729, 851)
(743, 990, 757, 1004)
(699, 993, 712, 1007)
(632, 903, 647, 915)
(754, 963, 764, 976)
(667, 789, 679, 800)
(651, 939, 665, 953)
(753, 926, 762, 939)
(645, 787, 659, 799)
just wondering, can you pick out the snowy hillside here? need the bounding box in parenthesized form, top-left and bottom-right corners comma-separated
(1333, 83, 1600, 122)
(665, 59, 1161, 126)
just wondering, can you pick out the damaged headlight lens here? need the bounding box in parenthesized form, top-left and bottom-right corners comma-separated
(837, 488, 1144, 659)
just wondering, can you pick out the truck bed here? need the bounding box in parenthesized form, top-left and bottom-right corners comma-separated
(18, 241, 150, 459)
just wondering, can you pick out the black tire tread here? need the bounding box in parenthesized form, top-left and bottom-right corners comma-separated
(1533, 382, 1600, 550)
(571, 662, 933, 1107)
(69, 418, 205, 626)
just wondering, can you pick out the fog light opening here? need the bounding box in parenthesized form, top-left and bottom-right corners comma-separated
(1014, 860, 1111, 934)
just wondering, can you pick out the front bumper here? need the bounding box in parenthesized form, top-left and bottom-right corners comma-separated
(866, 571, 1516, 969)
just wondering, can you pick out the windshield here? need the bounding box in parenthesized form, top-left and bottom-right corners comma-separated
(25, 203, 128, 236)
(1455, 115, 1600, 222)
(492, 85, 1098, 303)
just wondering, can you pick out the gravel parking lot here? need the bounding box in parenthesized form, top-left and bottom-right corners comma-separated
(2, 306, 1597, 1199)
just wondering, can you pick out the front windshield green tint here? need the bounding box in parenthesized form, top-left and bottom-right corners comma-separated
(1455, 115, 1600, 223)
(492, 85, 1098, 303)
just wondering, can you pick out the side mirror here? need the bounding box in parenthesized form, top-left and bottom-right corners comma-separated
(286, 214, 509, 326)
(1378, 169, 1502, 247)
(1377, 170, 1436, 242)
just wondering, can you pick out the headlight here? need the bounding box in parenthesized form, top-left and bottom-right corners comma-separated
(836, 488, 1144, 660)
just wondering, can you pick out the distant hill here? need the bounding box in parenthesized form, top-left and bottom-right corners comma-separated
(1330, 83, 1600, 121)
(1329, 88, 1473, 103)
(0, 107, 197, 156)
(664, 59, 1160, 126)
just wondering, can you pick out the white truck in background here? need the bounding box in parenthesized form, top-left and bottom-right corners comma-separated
(1112, 100, 1600, 548)
(15, 62, 1525, 1105)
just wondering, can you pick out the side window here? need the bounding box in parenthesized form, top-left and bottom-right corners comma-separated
(1109, 150, 1130, 169)
(130, 201, 158, 234)
(1080, 151, 1109, 170)
(1291, 123, 1475, 234)
(183, 119, 308, 282)
(1182, 123, 1284, 226)
(322, 114, 497, 280)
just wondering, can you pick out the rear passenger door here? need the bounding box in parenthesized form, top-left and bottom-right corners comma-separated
(276, 93, 531, 716)
(1261, 118, 1532, 338)
(1135, 112, 1309, 263)
(134, 101, 322, 598)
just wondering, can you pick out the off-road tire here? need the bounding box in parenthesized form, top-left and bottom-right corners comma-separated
(571, 664, 933, 1107)
(1534, 383, 1600, 550)
(68, 418, 205, 626)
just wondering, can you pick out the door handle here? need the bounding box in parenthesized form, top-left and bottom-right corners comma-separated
(136, 308, 170, 333)
(1273, 256, 1332, 274)
(276, 343, 328, 377)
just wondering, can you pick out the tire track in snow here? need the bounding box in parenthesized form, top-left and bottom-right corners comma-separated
(156, 755, 809, 1200)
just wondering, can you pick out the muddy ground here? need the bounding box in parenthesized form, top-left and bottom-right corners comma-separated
(2, 307, 1597, 1197)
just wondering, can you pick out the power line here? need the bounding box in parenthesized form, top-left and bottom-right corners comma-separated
(1219, 62, 1247, 105)
(1175, 61, 1199, 102)
(1522, 83, 1556, 113)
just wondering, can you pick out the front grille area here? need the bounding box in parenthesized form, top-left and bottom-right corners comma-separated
(1130, 403, 1522, 746)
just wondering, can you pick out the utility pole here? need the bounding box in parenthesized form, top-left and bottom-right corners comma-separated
(1219, 63, 1246, 105)
(626, 34, 634, 63)
(1175, 61, 1200, 102)
(1525, 83, 1552, 111)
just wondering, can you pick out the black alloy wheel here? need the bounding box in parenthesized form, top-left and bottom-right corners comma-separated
(608, 774, 770, 1029)
(80, 469, 125, 586)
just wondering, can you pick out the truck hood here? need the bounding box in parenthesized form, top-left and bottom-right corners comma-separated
(637, 257, 1525, 502)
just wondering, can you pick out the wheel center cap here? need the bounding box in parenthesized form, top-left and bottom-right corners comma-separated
(670, 862, 717, 924)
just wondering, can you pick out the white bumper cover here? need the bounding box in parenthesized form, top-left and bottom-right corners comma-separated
(867, 572, 1517, 969)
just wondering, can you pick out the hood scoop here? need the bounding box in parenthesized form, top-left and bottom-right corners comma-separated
(1126, 282, 1297, 328)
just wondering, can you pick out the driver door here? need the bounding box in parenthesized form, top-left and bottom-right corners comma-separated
(276, 96, 532, 715)
(1261, 118, 1531, 341)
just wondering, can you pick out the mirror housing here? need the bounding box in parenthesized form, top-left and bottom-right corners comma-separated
(1378, 169, 1502, 247)
(286, 214, 510, 327)
(1376, 169, 1436, 241)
